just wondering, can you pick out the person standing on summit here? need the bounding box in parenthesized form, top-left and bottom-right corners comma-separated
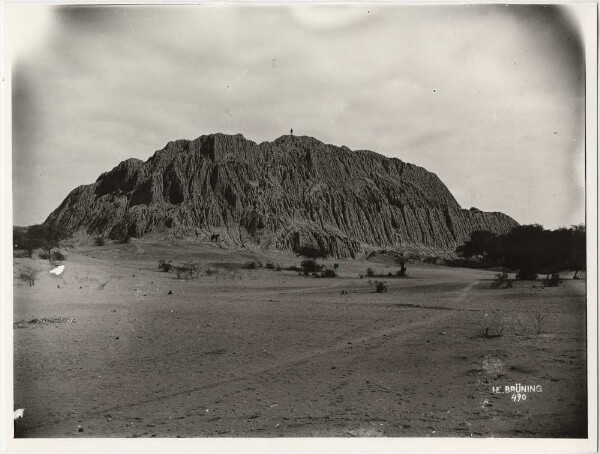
(290, 128, 293, 135)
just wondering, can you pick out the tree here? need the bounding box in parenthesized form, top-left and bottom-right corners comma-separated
(501, 224, 546, 280)
(456, 224, 586, 280)
(19, 266, 41, 287)
(14, 227, 43, 258)
(27, 224, 67, 262)
(394, 252, 408, 277)
(300, 259, 323, 276)
(567, 224, 586, 279)
(456, 230, 498, 261)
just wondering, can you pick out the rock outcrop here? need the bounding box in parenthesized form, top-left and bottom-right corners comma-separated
(45, 133, 518, 257)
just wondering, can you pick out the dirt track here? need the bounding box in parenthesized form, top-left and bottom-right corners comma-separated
(13, 241, 587, 437)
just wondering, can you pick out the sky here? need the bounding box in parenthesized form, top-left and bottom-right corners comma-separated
(7, 3, 588, 229)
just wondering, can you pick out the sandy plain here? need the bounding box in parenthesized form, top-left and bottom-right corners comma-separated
(13, 239, 587, 438)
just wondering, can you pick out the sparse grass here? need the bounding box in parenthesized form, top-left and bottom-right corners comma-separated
(509, 364, 537, 374)
(14, 317, 77, 328)
(174, 262, 201, 279)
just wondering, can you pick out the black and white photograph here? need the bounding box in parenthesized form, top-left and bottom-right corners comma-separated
(3, 1, 598, 451)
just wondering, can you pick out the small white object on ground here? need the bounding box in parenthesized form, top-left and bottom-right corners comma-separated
(14, 409, 25, 419)
(50, 265, 65, 276)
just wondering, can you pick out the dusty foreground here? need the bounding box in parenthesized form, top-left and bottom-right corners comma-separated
(13, 240, 587, 438)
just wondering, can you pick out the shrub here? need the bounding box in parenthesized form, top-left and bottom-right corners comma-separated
(265, 261, 275, 270)
(490, 272, 512, 289)
(374, 281, 387, 293)
(532, 311, 550, 335)
(19, 266, 41, 287)
(38, 251, 49, 260)
(51, 251, 66, 262)
(158, 260, 172, 272)
(205, 268, 217, 276)
(483, 312, 506, 338)
(94, 236, 105, 246)
(366, 267, 375, 277)
(183, 262, 200, 278)
(301, 259, 323, 276)
(174, 262, 200, 279)
(321, 268, 337, 278)
(117, 235, 131, 244)
(241, 261, 258, 270)
(542, 273, 560, 287)
(286, 265, 301, 272)
(395, 253, 408, 276)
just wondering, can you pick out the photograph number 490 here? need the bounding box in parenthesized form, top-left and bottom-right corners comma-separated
(3, 1, 598, 452)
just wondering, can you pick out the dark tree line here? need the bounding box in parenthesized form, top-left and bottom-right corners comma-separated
(13, 224, 67, 260)
(456, 224, 585, 280)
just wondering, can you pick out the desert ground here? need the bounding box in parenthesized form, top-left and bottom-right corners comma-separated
(13, 239, 587, 438)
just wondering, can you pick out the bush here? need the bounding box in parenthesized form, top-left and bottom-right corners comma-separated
(366, 267, 375, 277)
(300, 259, 323, 276)
(241, 261, 259, 270)
(51, 251, 66, 262)
(94, 236, 105, 246)
(321, 268, 337, 278)
(38, 251, 49, 260)
(117, 235, 131, 244)
(265, 261, 276, 270)
(532, 311, 550, 334)
(158, 260, 172, 272)
(183, 262, 200, 278)
(491, 272, 512, 289)
(374, 281, 387, 293)
(542, 273, 560, 287)
(174, 262, 200, 279)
